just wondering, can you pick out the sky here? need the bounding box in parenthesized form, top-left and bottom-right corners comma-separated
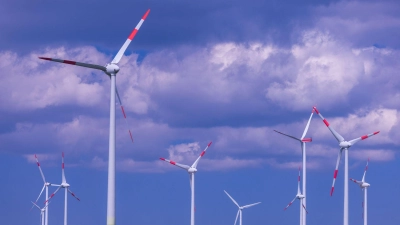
(1, 0, 400, 224)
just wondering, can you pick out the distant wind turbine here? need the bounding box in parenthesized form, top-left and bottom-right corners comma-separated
(313, 107, 379, 225)
(283, 168, 308, 225)
(224, 190, 261, 225)
(160, 142, 212, 225)
(350, 159, 370, 225)
(31, 201, 50, 225)
(38, 9, 150, 225)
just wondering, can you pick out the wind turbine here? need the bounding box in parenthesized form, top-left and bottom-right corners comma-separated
(31, 201, 50, 225)
(313, 106, 379, 225)
(32, 154, 60, 225)
(283, 168, 308, 225)
(45, 152, 80, 225)
(274, 109, 313, 225)
(350, 159, 370, 225)
(159, 141, 212, 225)
(38, 9, 150, 225)
(224, 190, 261, 225)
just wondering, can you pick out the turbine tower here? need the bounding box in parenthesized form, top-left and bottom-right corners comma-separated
(38, 9, 150, 225)
(45, 152, 80, 225)
(224, 190, 261, 225)
(283, 168, 308, 225)
(33, 154, 60, 225)
(350, 159, 370, 225)
(313, 107, 379, 225)
(159, 142, 212, 225)
(274, 109, 313, 225)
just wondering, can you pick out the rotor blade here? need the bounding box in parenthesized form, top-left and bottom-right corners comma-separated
(234, 210, 240, 225)
(224, 190, 240, 208)
(273, 130, 301, 142)
(242, 202, 261, 208)
(61, 152, 66, 183)
(313, 107, 345, 142)
(34, 154, 46, 183)
(31, 201, 41, 210)
(116, 87, 134, 143)
(331, 148, 343, 196)
(45, 186, 62, 204)
(111, 9, 150, 64)
(284, 196, 297, 210)
(302, 203, 309, 214)
(159, 158, 190, 170)
(301, 110, 314, 139)
(191, 141, 212, 168)
(349, 132, 380, 146)
(34, 185, 46, 205)
(350, 178, 363, 185)
(67, 188, 80, 201)
(362, 158, 369, 182)
(38, 57, 106, 71)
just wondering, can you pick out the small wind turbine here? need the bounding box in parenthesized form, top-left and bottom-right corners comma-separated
(32, 154, 60, 225)
(159, 142, 212, 225)
(224, 190, 261, 225)
(313, 107, 379, 225)
(39, 9, 150, 225)
(350, 159, 370, 225)
(45, 152, 80, 225)
(31, 201, 50, 225)
(283, 168, 308, 225)
(274, 109, 314, 225)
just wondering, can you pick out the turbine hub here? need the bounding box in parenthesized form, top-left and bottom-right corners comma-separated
(361, 182, 370, 187)
(61, 182, 70, 188)
(339, 141, 351, 148)
(188, 167, 197, 173)
(105, 63, 120, 75)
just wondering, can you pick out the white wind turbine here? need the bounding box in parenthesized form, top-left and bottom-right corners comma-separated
(283, 168, 308, 225)
(274, 109, 313, 225)
(159, 142, 212, 225)
(32, 154, 60, 225)
(38, 9, 150, 225)
(31, 201, 50, 225)
(313, 107, 379, 225)
(224, 190, 261, 225)
(45, 152, 80, 225)
(350, 159, 370, 225)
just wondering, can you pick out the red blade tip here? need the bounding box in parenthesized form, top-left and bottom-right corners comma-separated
(38, 57, 51, 60)
(142, 9, 150, 20)
(208, 141, 212, 147)
(159, 157, 165, 161)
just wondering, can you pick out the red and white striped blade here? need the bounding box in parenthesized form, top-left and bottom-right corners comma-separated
(67, 188, 80, 201)
(111, 9, 150, 64)
(38, 57, 106, 71)
(313, 107, 345, 143)
(362, 158, 369, 182)
(44, 186, 62, 204)
(284, 196, 297, 210)
(159, 157, 190, 170)
(61, 152, 66, 183)
(34, 154, 46, 183)
(191, 141, 212, 168)
(273, 130, 301, 142)
(301, 110, 314, 139)
(331, 148, 343, 196)
(349, 132, 380, 146)
(115, 87, 134, 143)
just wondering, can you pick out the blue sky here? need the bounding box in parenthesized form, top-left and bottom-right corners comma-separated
(1, 0, 400, 224)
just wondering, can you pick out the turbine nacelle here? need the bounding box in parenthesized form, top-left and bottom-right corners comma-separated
(296, 194, 305, 199)
(188, 167, 197, 173)
(105, 63, 120, 75)
(61, 182, 70, 188)
(361, 182, 370, 188)
(339, 141, 351, 148)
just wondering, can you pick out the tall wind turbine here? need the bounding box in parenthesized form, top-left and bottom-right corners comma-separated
(45, 152, 80, 225)
(38, 9, 150, 225)
(33, 154, 60, 225)
(31, 201, 50, 225)
(159, 142, 212, 225)
(313, 107, 379, 225)
(224, 190, 261, 225)
(274, 109, 313, 225)
(283, 168, 308, 225)
(350, 159, 370, 225)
